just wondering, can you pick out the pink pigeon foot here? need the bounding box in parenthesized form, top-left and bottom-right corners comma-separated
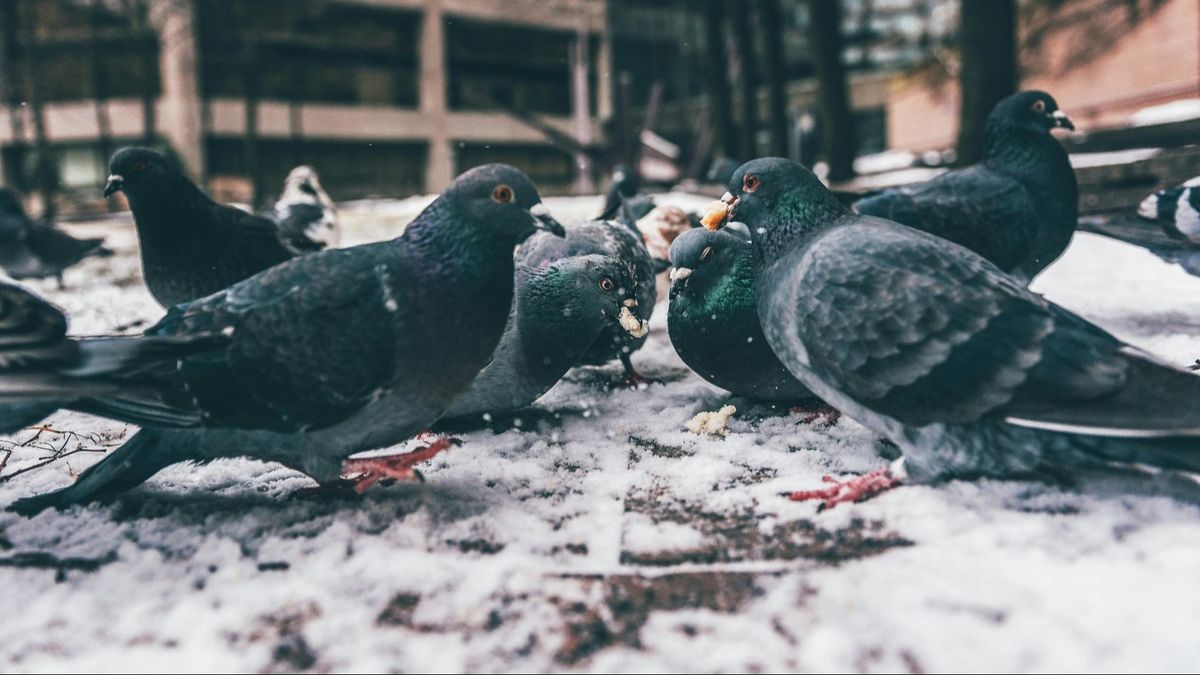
(341, 433, 458, 494)
(787, 460, 906, 511)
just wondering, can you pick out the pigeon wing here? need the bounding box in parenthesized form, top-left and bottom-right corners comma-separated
(854, 166, 1037, 273)
(100, 245, 410, 432)
(767, 218, 1154, 428)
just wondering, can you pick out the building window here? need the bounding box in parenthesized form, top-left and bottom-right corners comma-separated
(446, 18, 574, 115)
(197, 0, 420, 107)
(5, 0, 160, 104)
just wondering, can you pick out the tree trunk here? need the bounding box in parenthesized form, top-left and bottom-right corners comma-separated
(702, 0, 737, 160)
(0, 0, 24, 188)
(808, 0, 856, 181)
(956, 0, 1017, 165)
(19, 0, 57, 223)
(90, 0, 114, 203)
(243, 41, 261, 207)
(729, 0, 760, 159)
(134, 0, 155, 146)
(758, 0, 790, 157)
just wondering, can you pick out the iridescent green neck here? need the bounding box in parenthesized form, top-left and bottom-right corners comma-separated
(755, 187, 846, 266)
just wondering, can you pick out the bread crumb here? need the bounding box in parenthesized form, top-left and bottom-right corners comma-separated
(686, 405, 736, 436)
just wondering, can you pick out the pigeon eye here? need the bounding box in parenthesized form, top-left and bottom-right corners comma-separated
(134, 161, 147, 172)
(743, 174, 760, 192)
(1031, 100, 1046, 113)
(599, 277, 615, 292)
(699, 246, 713, 261)
(492, 185, 514, 204)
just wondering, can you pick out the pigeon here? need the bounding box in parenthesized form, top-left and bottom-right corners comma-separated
(0, 188, 110, 285)
(703, 157, 1200, 509)
(105, 147, 296, 308)
(853, 91, 1077, 282)
(598, 164, 642, 221)
(1078, 176, 1200, 277)
(667, 227, 815, 403)
(516, 218, 654, 384)
(5, 164, 565, 513)
(440, 253, 645, 421)
(1138, 176, 1200, 236)
(272, 165, 340, 254)
(706, 158, 740, 186)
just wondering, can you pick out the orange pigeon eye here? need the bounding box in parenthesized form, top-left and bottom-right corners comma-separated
(743, 174, 760, 192)
(492, 185, 514, 204)
(1031, 100, 1046, 113)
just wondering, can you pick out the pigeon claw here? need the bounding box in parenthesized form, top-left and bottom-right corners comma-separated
(341, 433, 458, 494)
(786, 465, 903, 511)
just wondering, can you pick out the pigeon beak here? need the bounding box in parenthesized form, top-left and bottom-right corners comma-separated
(701, 192, 738, 230)
(618, 305, 648, 338)
(1050, 110, 1075, 131)
(529, 203, 565, 237)
(669, 267, 692, 284)
(103, 174, 124, 198)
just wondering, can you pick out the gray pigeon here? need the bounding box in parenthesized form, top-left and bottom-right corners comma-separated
(105, 147, 295, 308)
(667, 227, 815, 403)
(1079, 176, 1200, 277)
(516, 218, 654, 384)
(0, 188, 111, 285)
(4, 164, 564, 514)
(705, 158, 1200, 508)
(598, 164, 646, 221)
(273, 165, 340, 254)
(854, 91, 1077, 282)
(440, 253, 645, 422)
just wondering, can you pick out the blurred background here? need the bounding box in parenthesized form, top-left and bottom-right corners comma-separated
(0, 0, 1197, 218)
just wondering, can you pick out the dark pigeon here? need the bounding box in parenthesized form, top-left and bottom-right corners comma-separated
(440, 253, 645, 422)
(4, 164, 564, 514)
(105, 147, 295, 308)
(272, 165, 339, 254)
(706, 158, 740, 186)
(706, 157, 1200, 508)
(667, 228, 816, 403)
(517, 218, 654, 383)
(1078, 176, 1200, 277)
(598, 164, 642, 221)
(0, 188, 110, 285)
(854, 91, 1078, 282)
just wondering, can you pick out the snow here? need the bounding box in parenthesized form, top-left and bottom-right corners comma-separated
(1131, 99, 1200, 127)
(3, 199, 1200, 672)
(1068, 147, 1162, 169)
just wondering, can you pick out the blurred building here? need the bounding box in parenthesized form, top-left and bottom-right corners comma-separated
(610, 0, 957, 166)
(0, 0, 608, 204)
(1, 0, 1197, 212)
(887, 0, 1200, 152)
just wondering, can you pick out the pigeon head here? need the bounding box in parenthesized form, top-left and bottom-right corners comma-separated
(281, 165, 331, 204)
(540, 253, 645, 338)
(668, 226, 749, 290)
(105, 147, 179, 198)
(988, 91, 1074, 136)
(610, 164, 638, 197)
(445, 164, 564, 242)
(701, 158, 845, 262)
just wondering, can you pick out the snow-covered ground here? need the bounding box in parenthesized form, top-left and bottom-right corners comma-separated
(4, 194, 1200, 673)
